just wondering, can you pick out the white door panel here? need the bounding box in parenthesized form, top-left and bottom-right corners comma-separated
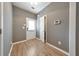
(27, 31, 36, 40)
(40, 16, 44, 42)
(40, 15, 47, 43)
(26, 18, 36, 40)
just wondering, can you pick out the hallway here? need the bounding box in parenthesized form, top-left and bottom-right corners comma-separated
(11, 39, 66, 56)
(0, 2, 77, 56)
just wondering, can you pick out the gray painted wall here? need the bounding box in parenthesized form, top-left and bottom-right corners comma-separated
(76, 2, 79, 56)
(0, 3, 1, 55)
(37, 2, 69, 52)
(13, 6, 37, 42)
(3, 2, 12, 56)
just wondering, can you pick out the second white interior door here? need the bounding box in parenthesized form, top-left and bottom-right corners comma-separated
(40, 16, 45, 42)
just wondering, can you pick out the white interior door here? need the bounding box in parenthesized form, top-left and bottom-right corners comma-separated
(26, 18, 36, 40)
(40, 16, 45, 42)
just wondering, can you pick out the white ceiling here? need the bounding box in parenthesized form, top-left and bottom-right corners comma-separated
(12, 2, 51, 14)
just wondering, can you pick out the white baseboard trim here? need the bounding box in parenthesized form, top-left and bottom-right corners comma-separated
(12, 38, 38, 45)
(9, 40, 28, 56)
(8, 40, 28, 56)
(12, 40, 27, 45)
(46, 42, 69, 56)
(8, 38, 37, 56)
(9, 38, 69, 56)
(8, 44, 13, 56)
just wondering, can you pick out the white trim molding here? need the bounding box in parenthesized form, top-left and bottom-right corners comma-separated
(9, 39, 28, 56)
(1, 2, 3, 56)
(69, 2, 76, 56)
(9, 38, 69, 56)
(13, 37, 38, 45)
(12, 40, 27, 45)
(8, 38, 37, 56)
(8, 44, 13, 56)
(46, 42, 69, 56)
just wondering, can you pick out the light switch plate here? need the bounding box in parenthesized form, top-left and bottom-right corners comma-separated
(58, 41, 62, 45)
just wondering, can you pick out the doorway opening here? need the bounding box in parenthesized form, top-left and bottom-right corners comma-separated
(26, 18, 36, 40)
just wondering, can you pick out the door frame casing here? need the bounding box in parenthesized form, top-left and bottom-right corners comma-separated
(0, 2, 3, 56)
(69, 2, 76, 56)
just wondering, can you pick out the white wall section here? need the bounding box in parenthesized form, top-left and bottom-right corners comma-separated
(3, 2, 12, 56)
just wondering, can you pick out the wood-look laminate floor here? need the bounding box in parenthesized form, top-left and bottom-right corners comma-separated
(11, 39, 66, 56)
